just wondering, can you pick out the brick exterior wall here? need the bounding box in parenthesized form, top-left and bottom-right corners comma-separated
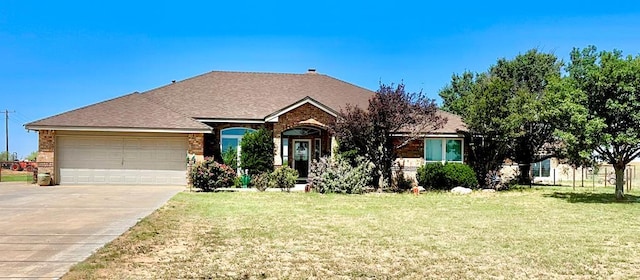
(37, 130, 56, 182)
(394, 138, 424, 158)
(273, 103, 335, 136)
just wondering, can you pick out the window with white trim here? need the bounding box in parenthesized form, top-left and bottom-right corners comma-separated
(424, 138, 463, 163)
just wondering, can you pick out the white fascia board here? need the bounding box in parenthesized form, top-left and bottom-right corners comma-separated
(196, 119, 265, 124)
(25, 126, 212, 134)
(264, 98, 337, 122)
(391, 133, 464, 138)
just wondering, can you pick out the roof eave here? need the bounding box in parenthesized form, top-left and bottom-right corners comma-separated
(195, 118, 266, 124)
(24, 125, 212, 134)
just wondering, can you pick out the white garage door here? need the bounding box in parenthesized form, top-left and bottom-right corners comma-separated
(57, 136, 188, 185)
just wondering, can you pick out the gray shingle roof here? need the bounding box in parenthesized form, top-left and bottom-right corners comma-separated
(26, 70, 467, 134)
(26, 93, 212, 131)
(433, 110, 468, 133)
(142, 71, 374, 120)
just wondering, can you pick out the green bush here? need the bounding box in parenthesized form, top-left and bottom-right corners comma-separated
(189, 158, 237, 191)
(308, 155, 374, 194)
(271, 166, 298, 192)
(417, 162, 478, 190)
(240, 127, 274, 175)
(222, 147, 238, 171)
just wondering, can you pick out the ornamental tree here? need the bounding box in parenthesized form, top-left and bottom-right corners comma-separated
(333, 83, 446, 189)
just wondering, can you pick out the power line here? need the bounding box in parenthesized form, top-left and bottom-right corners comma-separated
(10, 113, 30, 124)
(14, 111, 34, 124)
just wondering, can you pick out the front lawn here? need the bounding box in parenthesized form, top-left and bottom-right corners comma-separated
(64, 187, 640, 279)
(0, 170, 32, 182)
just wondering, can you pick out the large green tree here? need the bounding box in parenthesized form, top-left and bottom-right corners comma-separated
(440, 49, 563, 184)
(560, 46, 640, 200)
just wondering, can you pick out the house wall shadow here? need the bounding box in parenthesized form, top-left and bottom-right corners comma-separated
(543, 192, 640, 204)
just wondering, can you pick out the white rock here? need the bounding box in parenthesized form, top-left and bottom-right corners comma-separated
(482, 189, 496, 193)
(451, 186, 472, 195)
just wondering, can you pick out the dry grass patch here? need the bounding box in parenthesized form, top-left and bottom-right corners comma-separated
(64, 187, 640, 279)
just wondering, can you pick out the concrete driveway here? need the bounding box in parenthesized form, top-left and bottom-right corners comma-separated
(0, 182, 184, 279)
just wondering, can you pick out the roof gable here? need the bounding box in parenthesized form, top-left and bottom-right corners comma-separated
(264, 96, 337, 122)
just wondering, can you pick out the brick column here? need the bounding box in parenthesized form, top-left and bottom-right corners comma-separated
(188, 133, 205, 162)
(37, 130, 56, 183)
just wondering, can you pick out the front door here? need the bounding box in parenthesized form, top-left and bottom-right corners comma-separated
(293, 140, 311, 178)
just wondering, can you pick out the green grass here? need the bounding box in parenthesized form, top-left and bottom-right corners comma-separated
(0, 174, 32, 182)
(64, 187, 640, 279)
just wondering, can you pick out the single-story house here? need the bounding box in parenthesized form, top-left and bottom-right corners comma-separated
(26, 69, 467, 185)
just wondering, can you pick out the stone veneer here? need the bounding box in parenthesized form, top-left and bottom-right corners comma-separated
(188, 133, 205, 162)
(37, 130, 56, 181)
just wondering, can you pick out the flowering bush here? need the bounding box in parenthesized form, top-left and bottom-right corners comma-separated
(308, 155, 374, 194)
(189, 158, 237, 191)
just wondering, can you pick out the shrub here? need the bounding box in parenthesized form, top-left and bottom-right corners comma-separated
(417, 162, 478, 190)
(417, 163, 446, 190)
(252, 172, 272, 192)
(392, 161, 415, 192)
(271, 166, 298, 192)
(189, 158, 237, 191)
(240, 127, 274, 175)
(308, 155, 374, 194)
(442, 162, 478, 189)
(222, 147, 238, 171)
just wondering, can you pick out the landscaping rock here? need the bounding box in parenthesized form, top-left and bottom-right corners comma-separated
(451, 186, 472, 195)
(482, 189, 496, 193)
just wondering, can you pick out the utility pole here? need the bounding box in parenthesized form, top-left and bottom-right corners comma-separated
(5, 110, 8, 161)
(4, 110, 14, 161)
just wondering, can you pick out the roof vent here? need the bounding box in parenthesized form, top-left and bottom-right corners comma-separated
(307, 68, 317, 74)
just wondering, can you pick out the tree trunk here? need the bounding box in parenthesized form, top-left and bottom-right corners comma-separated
(519, 163, 532, 185)
(614, 163, 625, 200)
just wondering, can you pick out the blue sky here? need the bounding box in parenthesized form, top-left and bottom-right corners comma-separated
(2, 1, 640, 159)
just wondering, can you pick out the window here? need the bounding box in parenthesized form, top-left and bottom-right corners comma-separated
(221, 128, 256, 172)
(532, 159, 551, 177)
(424, 138, 463, 163)
(445, 140, 462, 161)
(425, 139, 443, 161)
(282, 138, 289, 165)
